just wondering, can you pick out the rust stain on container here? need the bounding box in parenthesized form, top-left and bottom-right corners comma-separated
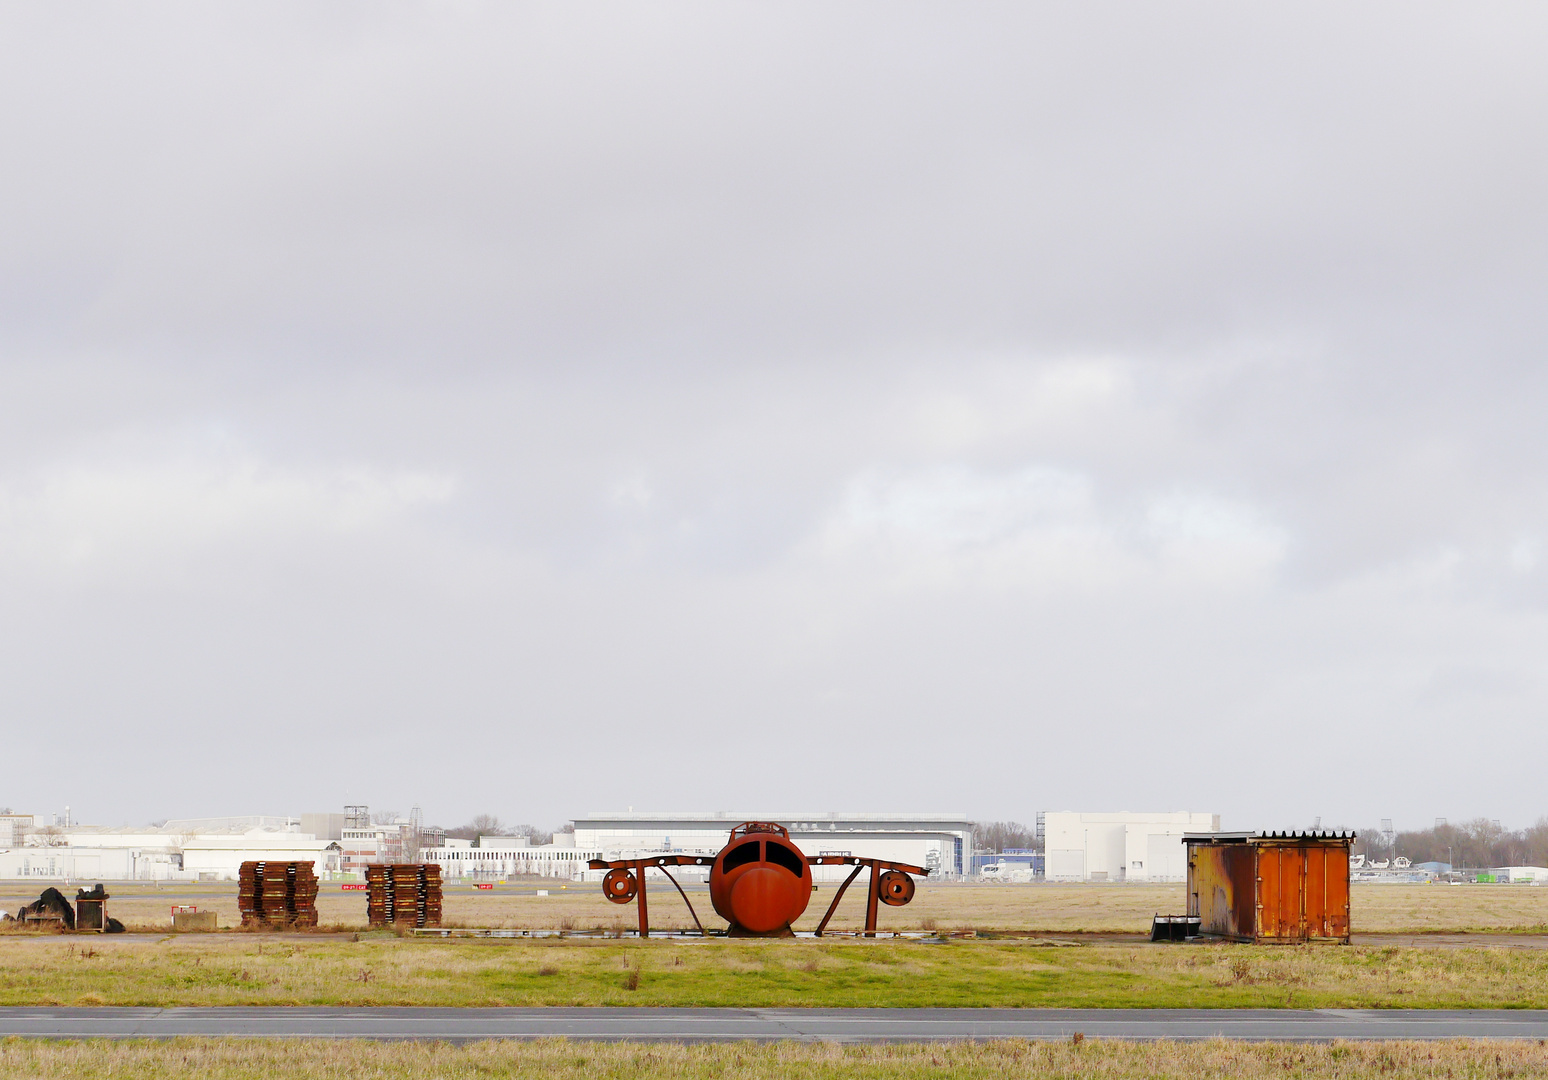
(1185, 831, 1353, 944)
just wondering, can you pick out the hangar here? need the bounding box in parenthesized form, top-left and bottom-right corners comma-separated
(572, 811, 973, 881)
(1044, 810, 1219, 882)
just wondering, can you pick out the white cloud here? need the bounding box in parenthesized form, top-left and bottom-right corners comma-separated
(909, 358, 1133, 453)
(1143, 491, 1290, 581)
(1510, 536, 1538, 573)
(0, 454, 458, 581)
(608, 473, 654, 510)
(3, 5, 1548, 828)
(837, 464, 1096, 547)
(816, 465, 1288, 592)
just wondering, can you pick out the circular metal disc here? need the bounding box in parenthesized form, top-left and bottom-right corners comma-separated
(878, 869, 915, 907)
(602, 868, 638, 904)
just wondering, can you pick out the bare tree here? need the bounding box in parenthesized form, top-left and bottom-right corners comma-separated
(1355, 817, 1541, 869)
(440, 817, 566, 846)
(445, 813, 507, 842)
(1523, 819, 1548, 867)
(973, 821, 1038, 853)
(471, 814, 504, 836)
(511, 824, 554, 845)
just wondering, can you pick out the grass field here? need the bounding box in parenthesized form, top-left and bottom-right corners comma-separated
(3, 934, 1548, 1009)
(4, 1038, 1547, 1079)
(7, 881, 1548, 935)
(6, 880, 1548, 1013)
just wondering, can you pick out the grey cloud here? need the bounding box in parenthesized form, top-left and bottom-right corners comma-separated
(1, 3, 1546, 831)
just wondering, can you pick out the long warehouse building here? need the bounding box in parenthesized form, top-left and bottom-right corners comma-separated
(571, 811, 973, 881)
(1043, 810, 1220, 882)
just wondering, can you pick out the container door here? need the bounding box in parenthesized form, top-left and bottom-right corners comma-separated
(1227, 845, 1257, 938)
(1305, 844, 1328, 937)
(1256, 845, 1310, 942)
(1313, 844, 1351, 941)
(1191, 845, 1242, 939)
(1256, 847, 1280, 940)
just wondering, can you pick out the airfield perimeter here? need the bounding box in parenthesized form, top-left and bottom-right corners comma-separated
(7, 879, 1548, 936)
(7, 885, 1548, 1078)
(4, 882, 1548, 1013)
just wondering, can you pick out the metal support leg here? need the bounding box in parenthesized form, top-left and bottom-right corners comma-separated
(815, 864, 865, 936)
(636, 861, 649, 938)
(657, 866, 705, 935)
(864, 861, 880, 937)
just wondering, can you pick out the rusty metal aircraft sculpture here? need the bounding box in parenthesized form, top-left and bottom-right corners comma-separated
(587, 821, 927, 937)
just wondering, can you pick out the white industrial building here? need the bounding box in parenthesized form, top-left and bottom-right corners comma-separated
(419, 834, 606, 880)
(0, 814, 37, 848)
(1485, 866, 1548, 884)
(571, 811, 973, 881)
(7, 807, 1238, 886)
(0, 809, 604, 884)
(0, 816, 341, 883)
(1043, 811, 1219, 882)
(422, 811, 973, 882)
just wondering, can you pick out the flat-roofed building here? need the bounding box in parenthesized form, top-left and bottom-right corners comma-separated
(418, 834, 606, 880)
(0, 817, 341, 882)
(1044, 811, 1219, 882)
(571, 811, 973, 881)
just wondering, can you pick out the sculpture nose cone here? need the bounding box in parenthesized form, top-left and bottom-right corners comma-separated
(729, 867, 801, 934)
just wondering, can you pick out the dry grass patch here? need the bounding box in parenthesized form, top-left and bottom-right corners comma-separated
(10, 880, 1547, 936)
(5, 936, 1548, 1009)
(4, 1038, 1548, 1079)
(1353, 885, 1548, 934)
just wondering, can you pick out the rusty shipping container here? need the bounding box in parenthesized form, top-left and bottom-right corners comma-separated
(1184, 831, 1353, 944)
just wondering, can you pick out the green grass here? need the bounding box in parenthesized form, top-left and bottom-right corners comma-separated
(3, 1038, 1547, 1080)
(4, 936, 1548, 1009)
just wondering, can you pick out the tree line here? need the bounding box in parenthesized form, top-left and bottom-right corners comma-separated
(973, 821, 1038, 852)
(440, 814, 558, 846)
(1355, 818, 1548, 869)
(966, 817, 1548, 868)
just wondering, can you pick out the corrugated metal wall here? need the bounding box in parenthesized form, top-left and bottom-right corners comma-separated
(1187, 835, 1351, 944)
(1189, 843, 1256, 940)
(1257, 842, 1350, 942)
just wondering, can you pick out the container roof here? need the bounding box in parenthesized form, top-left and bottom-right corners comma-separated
(1183, 830, 1356, 843)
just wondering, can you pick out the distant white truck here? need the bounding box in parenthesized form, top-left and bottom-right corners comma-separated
(979, 861, 1035, 883)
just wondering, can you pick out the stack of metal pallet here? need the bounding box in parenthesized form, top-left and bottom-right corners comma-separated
(237, 861, 262, 926)
(365, 863, 393, 925)
(238, 861, 319, 928)
(422, 864, 442, 926)
(259, 863, 289, 923)
(392, 865, 420, 925)
(290, 862, 319, 927)
(364, 863, 442, 928)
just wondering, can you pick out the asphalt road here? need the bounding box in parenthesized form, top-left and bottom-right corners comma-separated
(4, 1007, 1548, 1042)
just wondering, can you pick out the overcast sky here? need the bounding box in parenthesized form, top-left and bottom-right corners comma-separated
(3, 3, 1546, 834)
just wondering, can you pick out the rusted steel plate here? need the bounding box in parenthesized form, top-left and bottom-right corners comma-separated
(1187, 834, 1351, 945)
(710, 832, 814, 935)
(806, 855, 928, 875)
(1189, 842, 1255, 941)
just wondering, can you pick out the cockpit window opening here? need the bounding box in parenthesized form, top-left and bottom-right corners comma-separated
(721, 840, 763, 872)
(763, 840, 806, 877)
